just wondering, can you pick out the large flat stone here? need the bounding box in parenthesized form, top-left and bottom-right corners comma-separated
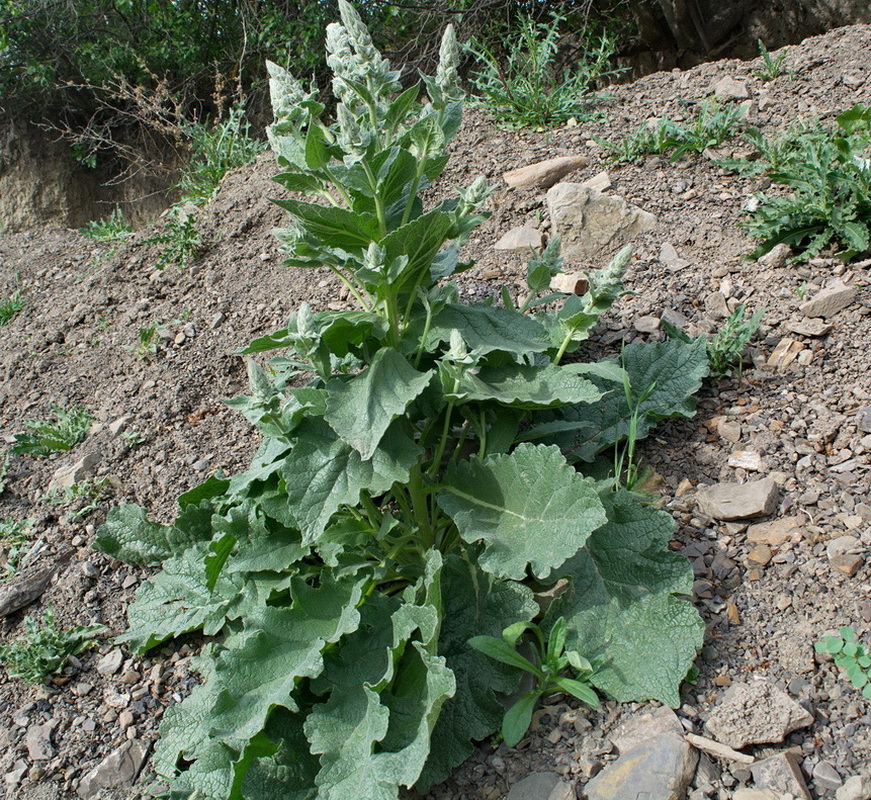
(799, 280, 857, 318)
(507, 772, 574, 800)
(547, 184, 656, 263)
(695, 478, 779, 521)
(494, 226, 543, 252)
(750, 751, 812, 800)
(503, 155, 588, 189)
(705, 682, 814, 749)
(77, 740, 149, 799)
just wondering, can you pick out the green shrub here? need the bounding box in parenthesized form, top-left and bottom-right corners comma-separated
(754, 39, 788, 81)
(466, 11, 621, 129)
(144, 208, 203, 269)
(0, 518, 34, 581)
(707, 305, 764, 376)
(78, 208, 133, 241)
(12, 404, 92, 456)
(0, 290, 24, 326)
(95, 5, 707, 796)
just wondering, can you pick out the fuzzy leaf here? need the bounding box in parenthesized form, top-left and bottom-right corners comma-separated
(438, 443, 607, 580)
(272, 198, 379, 251)
(544, 491, 702, 706)
(325, 348, 431, 459)
(281, 418, 422, 543)
(528, 337, 708, 462)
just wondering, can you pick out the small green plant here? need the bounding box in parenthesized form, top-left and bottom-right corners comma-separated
(0, 518, 34, 580)
(45, 479, 108, 520)
(12, 405, 92, 456)
(122, 430, 146, 448)
(469, 617, 600, 746)
(796, 281, 809, 299)
(707, 305, 764, 376)
(126, 326, 160, 359)
(0, 290, 25, 326)
(816, 626, 871, 699)
(614, 369, 656, 491)
(466, 12, 621, 129)
(78, 208, 133, 242)
(597, 101, 744, 163)
(0, 606, 103, 684)
(726, 104, 871, 262)
(145, 208, 204, 269)
(0, 451, 8, 494)
(754, 39, 787, 81)
(179, 102, 267, 204)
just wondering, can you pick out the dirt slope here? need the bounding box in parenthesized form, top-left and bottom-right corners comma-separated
(1, 23, 870, 800)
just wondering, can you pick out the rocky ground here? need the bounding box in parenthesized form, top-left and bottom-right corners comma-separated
(1, 22, 871, 800)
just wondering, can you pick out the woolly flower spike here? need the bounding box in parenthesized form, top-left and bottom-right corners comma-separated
(336, 102, 364, 153)
(436, 25, 463, 103)
(338, 0, 379, 65)
(266, 61, 306, 119)
(457, 176, 493, 216)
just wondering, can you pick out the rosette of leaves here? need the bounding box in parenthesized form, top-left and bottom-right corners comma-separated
(95, 4, 708, 798)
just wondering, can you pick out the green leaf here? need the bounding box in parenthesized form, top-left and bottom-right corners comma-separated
(120, 543, 256, 653)
(95, 504, 210, 566)
(272, 198, 379, 252)
(502, 690, 539, 747)
(280, 418, 421, 543)
(529, 337, 708, 462)
(544, 491, 702, 706)
(305, 123, 330, 169)
(438, 443, 607, 580)
(416, 556, 537, 791)
(445, 362, 604, 410)
(325, 347, 431, 460)
(381, 209, 454, 293)
(554, 677, 599, 707)
(467, 636, 539, 675)
(205, 532, 237, 592)
(840, 626, 857, 641)
(272, 171, 327, 195)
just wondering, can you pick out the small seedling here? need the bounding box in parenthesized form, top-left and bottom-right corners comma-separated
(0, 518, 34, 580)
(707, 305, 764, 376)
(126, 326, 160, 359)
(12, 405, 93, 456)
(469, 617, 600, 746)
(0, 290, 25, 326)
(121, 430, 146, 448)
(79, 208, 133, 242)
(796, 281, 809, 299)
(45, 480, 109, 520)
(754, 39, 787, 81)
(145, 208, 203, 269)
(0, 606, 103, 684)
(816, 627, 871, 699)
(0, 451, 9, 494)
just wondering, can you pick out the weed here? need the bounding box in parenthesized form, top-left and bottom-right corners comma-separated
(796, 281, 809, 299)
(0, 452, 8, 494)
(121, 430, 146, 448)
(179, 103, 266, 204)
(126, 326, 161, 359)
(466, 12, 621, 129)
(0, 518, 34, 581)
(12, 405, 92, 456)
(0, 606, 103, 684)
(707, 305, 764, 376)
(816, 626, 871, 699)
(754, 39, 787, 81)
(0, 290, 25, 325)
(614, 369, 656, 491)
(45, 479, 108, 520)
(78, 208, 133, 242)
(469, 617, 600, 746)
(145, 208, 203, 269)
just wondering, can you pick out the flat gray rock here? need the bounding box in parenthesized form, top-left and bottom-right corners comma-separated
(507, 772, 574, 800)
(77, 739, 149, 799)
(695, 478, 779, 520)
(750, 751, 812, 800)
(705, 682, 814, 748)
(612, 706, 684, 755)
(547, 184, 656, 263)
(799, 280, 857, 318)
(494, 226, 543, 252)
(503, 155, 588, 189)
(585, 732, 697, 800)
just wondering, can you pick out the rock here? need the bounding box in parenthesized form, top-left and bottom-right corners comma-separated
(713, 76, 750, 99)
(705, 682, 814, 748)
(77, 739, 149, 799)
(718, 419, 742, 443)
(800, 280, 857, 318)
(0, 565, 56, 617)
(506, 772, 574, 800)
(547, 184, 656, 263)
(659, 242, 690, 271)
(785, 317, 833, 337)
(767, 337, 803, 371)
(813, 761, 844, 791)
(494, 226, 543, 252)
(503, 155, 588, 189)
(696, 478, 779, 521)
(685, 733, 755, 764)
(750, 752, 812, 800)
(25, 722, 55, 760)
(732, 791, 779, 800)
(108, 416, 133, 436)
(747, 516, 804, 546)
(837, 775, 871, 800)
(550, 273, 589, 295)
(3, 760, 28, 790)
(758, 243, 792, 269)
(95, 648, 124, 676)
(585, 732, 697, 800)
(827, 536, 864, 576)
(747, 544, 772, 565)
(613, 707, 684, 754)
(857, 406, 871, 434)
(704, 291, 730, 319)
(582, 171, 612, 192)
(48, 451, 101, 492)
(727, 450, 763, 471)
(634, 315, 661, 334)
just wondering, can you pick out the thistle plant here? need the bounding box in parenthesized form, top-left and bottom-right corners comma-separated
(96, 4, 708, 798)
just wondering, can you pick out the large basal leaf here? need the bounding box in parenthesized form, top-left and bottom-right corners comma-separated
(544, 491, 703, 707)
(527, 336, 708, 463)
(271, 198, 379, 251)
(437, 443, 608, 580)
(325, 347, 432, 460)
(416, 304, 552, 357)
(207, 571, 368, 745)
(279, 418, 422, 543)
(416, 556, 537, 791)
(119, 543, 257, 654)
(444, 362, 604, 410)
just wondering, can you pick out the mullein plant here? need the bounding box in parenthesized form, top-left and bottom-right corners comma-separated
(95, 4, 708, 798)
